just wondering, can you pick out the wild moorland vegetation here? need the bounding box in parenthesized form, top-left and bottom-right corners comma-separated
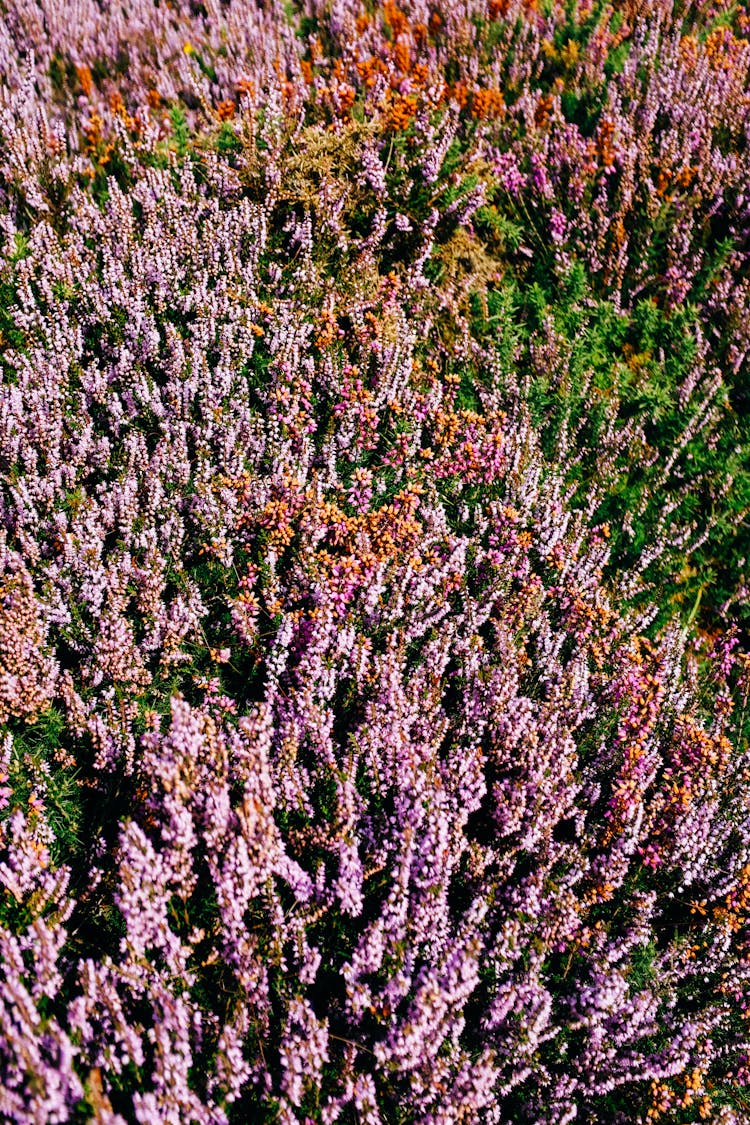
(2, 0, 750, 1121)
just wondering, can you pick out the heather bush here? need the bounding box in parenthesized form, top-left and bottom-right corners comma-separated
(0, 1, 750, 1122)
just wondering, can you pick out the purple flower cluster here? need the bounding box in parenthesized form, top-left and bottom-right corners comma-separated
(0, 1, 750, 1121)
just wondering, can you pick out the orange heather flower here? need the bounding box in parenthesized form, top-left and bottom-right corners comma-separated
(386, 93, 418, 130)
(384, 2, 409, 38)
(471, 87, 504, 119)
(76, 64, 93, 97)
(216, 99, 235, 121)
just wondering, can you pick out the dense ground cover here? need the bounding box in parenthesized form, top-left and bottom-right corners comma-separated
(2, 0, 750, 1121)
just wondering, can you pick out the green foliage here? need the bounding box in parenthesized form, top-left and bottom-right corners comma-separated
(627, 939, 658, 993)
(3, 708, 82, 868)
(216, 121, 242, 157)
(169, 105, 191, 159)
(467, 256, 750, 632)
